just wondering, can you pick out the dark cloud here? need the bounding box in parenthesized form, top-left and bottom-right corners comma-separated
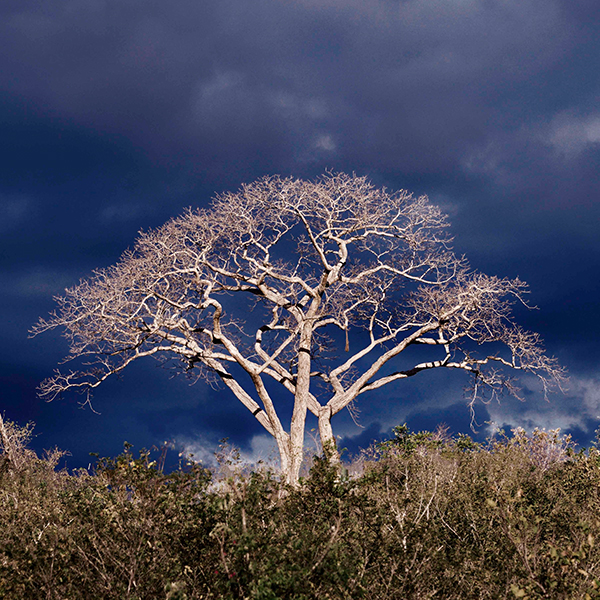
(2, 0, 593, 175)
(1, 0, 599, 467)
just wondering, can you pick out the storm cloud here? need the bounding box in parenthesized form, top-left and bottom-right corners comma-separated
(1, 0, 599, 466)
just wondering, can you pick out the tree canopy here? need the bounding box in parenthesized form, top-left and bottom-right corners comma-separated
(33, 173, 564, 484)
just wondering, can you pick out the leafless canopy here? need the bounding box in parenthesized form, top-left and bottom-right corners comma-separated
(33, 173, 564, 484)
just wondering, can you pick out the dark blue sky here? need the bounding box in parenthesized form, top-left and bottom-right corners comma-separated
(1, 0, 600, 468)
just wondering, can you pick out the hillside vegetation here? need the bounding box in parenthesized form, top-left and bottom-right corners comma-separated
(1, 420, 600, 599)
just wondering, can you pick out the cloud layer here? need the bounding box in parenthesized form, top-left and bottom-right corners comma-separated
(1, 0, 599, 466)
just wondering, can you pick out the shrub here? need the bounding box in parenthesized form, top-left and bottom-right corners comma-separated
(2, 419, 600, 599)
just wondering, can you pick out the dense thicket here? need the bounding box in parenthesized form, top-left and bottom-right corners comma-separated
(1, 420, 600, 599)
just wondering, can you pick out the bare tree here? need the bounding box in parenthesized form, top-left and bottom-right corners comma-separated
(32, 173, 564, 485)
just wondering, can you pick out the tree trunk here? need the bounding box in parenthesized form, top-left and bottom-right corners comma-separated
(286, 429, 304, 486)
(288, 313, 319, 486)
(276, 437, 291, 483)
(318, 406, 340, 465)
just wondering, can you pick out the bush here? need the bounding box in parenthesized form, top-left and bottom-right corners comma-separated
(1, 419, 600, 599)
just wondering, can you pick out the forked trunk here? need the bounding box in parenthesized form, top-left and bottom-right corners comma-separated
(282, 411, 340, 487)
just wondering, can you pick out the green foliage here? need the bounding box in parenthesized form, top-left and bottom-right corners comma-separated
(2, 419, 600, 598)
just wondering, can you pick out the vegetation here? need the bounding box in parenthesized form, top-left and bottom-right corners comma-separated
(2, 417, 600, 599)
